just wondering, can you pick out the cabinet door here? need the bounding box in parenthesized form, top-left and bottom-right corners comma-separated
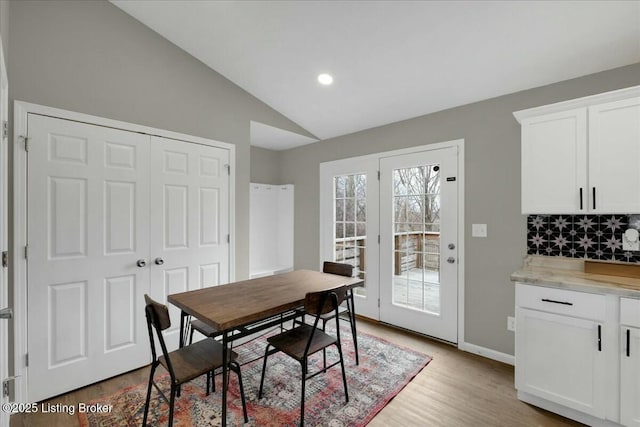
(515, 308, 605, 417)
(521, 108, 587, 213)
(621, 327, 640, 427)
(589, 97, 640, 213)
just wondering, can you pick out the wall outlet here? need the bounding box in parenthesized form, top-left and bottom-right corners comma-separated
(507, 316, 516, 332)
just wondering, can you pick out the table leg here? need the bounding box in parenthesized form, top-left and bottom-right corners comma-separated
(178, 311, 186, 348)
(348, 289, 359, 365)
(222, 330, 228, 427)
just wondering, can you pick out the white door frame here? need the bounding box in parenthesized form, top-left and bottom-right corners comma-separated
(12, 101, 236, 403)
(0, 37, 9, 427)
(319, 139, 465, 344)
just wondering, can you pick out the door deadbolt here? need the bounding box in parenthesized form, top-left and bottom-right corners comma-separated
(448, 243, 455, 250)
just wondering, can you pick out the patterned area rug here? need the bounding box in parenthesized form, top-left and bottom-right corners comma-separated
(78, 322, 431, 426)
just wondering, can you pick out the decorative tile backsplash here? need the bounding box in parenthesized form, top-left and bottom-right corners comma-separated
(527, 214, 640, 263)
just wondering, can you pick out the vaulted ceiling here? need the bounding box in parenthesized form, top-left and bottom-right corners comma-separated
(112, 1, 640, 149)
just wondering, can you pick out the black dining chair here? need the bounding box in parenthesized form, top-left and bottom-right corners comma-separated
(317, 261, 359, 366)
(142, 294, 248, 427)
(258, 285, 349, 427)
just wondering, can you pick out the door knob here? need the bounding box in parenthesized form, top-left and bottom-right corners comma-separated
(0, 307, 12, 320)
(136, 259, 147, 268)
(447, 257, 455, 264)
(154, 257, 164, 266)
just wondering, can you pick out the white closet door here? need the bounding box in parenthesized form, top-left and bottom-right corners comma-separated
(27, 115, 150, 402)
(148, 136, 230, 349)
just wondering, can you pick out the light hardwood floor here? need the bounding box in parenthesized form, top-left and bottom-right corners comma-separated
(11, 319, 583, 427)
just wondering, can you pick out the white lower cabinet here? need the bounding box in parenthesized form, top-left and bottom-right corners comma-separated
(516, 308, 606, 417)
(515, 283, 640, 426)
(516, 284, 606, 419)
(621, 298, 640, 427)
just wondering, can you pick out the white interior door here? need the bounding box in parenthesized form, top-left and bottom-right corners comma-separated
(148, 136, 230, 349)
(379, 147, 458, 342)
(0, 40, 8, 427)
(27, 115, 151, 402)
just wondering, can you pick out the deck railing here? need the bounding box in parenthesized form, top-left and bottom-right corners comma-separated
(334, 231, 440, 276)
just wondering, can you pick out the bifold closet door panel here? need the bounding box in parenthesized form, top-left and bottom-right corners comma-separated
(27, 114, 151, 402)
(149, 136, 230, 350)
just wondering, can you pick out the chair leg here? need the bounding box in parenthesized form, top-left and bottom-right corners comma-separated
(168, 384, 177, 427)
(231, 361, 249, 423)
(336, 343, 349, 403)
(258, 344, 272, 399)
(322, 319, 327, 370)
(142, 362, 157, 427)
(300, 360, 307, 427)
(347, 290, 359, 365)
(189, 325, 195, 344)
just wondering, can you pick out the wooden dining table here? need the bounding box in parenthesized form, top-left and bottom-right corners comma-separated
(168, 269, 364, 426)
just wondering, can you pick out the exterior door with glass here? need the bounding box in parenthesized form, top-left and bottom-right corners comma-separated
(320, 157, 379, 319)
(379, 147, 458, 342)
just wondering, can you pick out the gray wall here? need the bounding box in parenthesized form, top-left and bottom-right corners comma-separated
(280, 62, 640, 355)
(8, 0, 313, 280)
(0, 1, 8, 63)
(250, 146, 282, 184)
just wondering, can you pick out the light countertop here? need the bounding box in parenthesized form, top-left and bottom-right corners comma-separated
(511, 255, 640, 297)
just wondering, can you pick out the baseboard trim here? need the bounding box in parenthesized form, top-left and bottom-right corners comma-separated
(517, 391, 620, 427)
(458, 341, 515, 365)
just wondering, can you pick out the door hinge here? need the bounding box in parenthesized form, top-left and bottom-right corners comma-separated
(377, 171, 380, 180)
(2, 377, 15, 397)
(224, 164, 230, 175)
(2, 121, 7, 139)
(25, 353, 29, 367)
(1, 251, 7, 268)
(378, 235, 380, 244)
(24, 245, 28, 260)
(377, 298, 380, 308)
(227, 234, 230, 244)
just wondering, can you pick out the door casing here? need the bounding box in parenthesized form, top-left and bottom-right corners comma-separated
(0, 37, 9, 427)
(12, 101, 236, 403)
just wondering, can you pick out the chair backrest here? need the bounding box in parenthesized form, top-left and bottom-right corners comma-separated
(323, 261, 353, 278)
(144, 294, 176, 376)
(305, 285, 347, 316)
(145, 294, 171, 331)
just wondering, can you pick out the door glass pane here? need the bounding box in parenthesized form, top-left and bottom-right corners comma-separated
(392, 164, 441, 314)
(334, 173, 367, 296)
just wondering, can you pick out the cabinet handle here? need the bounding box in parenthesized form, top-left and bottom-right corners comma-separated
(627, 328, 631, 357)
(592, 187, 596, 210)
(579, 187, 583, 210)
(541, 298, 573, 306)
(598, 324, 602, 352)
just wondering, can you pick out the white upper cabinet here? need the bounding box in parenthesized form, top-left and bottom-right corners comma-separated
(589, 97, 640, 213)
(515, 86, 640, 214)
(521, 108, 587, 214)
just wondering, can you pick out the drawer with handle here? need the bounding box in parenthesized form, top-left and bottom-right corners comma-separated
(516, 283, 605, 321)
(621, 297, 640, 328)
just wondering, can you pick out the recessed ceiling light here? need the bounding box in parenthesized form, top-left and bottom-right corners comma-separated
(317, 73, 333, 85)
